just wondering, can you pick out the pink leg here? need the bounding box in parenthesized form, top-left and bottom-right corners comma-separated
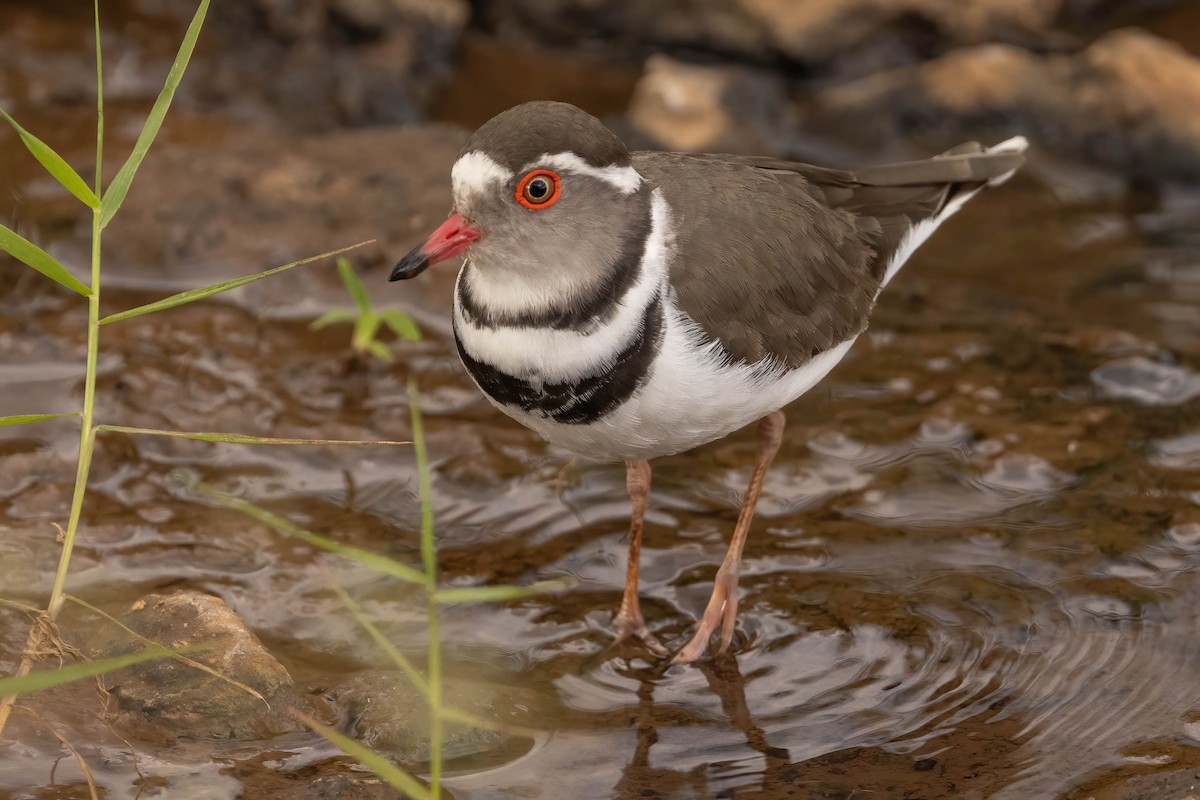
(673, 411, 786, 665)
(613, 459, 668, 656)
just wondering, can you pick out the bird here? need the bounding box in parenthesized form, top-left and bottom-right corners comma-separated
(389, 101, 1027, 664)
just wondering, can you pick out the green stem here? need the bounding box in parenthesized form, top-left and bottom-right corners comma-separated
(409, 378, 442, 797)
(0, 12, 104, 733)
(47, 208, 101, 618)
(427, 581, 443, 799)
(93, 0, 103, 195)
(46, 0, 105, 619)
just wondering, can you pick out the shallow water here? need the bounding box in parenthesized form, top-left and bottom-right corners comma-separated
(4, 14, 1200, 800)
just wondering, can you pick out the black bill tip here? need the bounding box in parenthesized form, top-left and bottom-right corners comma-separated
(389, 247, 429, 281)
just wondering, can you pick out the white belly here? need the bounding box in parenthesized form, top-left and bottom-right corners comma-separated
(481, 306, 857, 462)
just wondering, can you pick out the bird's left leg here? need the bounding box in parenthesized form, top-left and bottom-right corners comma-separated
(613, 458, 668, 656)
(672, 410, 786, 665)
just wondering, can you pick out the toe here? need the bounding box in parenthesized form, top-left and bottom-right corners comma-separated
(671, 620, 716, 665)
(640, 629, 670, 658)
(716, 595, 739, 654)
(613, 610, 669, 658)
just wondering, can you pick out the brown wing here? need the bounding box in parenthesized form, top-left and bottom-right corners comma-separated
(632, 144, 1024, 367)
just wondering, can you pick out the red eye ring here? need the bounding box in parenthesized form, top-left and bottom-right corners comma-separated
(515, 169, 561, 210)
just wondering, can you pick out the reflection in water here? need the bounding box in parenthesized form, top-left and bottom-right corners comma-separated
(611, 654, 789, 799)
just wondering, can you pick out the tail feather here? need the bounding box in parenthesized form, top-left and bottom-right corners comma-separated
(851, 135, 1029, 189)
(981, 135, 1030, 188)
(875, 136, 1030, 291)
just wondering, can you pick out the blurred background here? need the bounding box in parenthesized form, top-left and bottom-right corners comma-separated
(3, 1, 1200, 799)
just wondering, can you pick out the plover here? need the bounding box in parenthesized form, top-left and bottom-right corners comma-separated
(390, 101, 1027, 664)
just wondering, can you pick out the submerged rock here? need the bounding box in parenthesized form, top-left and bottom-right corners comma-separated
(810, 28, 1200, 182)
(328, 669, 539, 764)
(95, 591, 311, 739)
(301, 774, 406, 800)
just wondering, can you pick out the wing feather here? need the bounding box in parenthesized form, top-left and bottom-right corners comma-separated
(632, 140, 1026, 367)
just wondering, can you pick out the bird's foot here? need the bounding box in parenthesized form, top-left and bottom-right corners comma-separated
(612, 607, 670, 658)
(671, 564, 740, 665)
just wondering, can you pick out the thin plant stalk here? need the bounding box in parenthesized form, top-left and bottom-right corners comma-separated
(93, 0, 103, 195)
(409, 378, 442, 797)
(296, 712, 432, 800)
(49, 0, 105, 620)
(0, 5, 105, 736)
(49, 216, 101, 619)
(96, 424, 411, 447)
(16, 706, 101, 800)
(333, 586, 429, 695)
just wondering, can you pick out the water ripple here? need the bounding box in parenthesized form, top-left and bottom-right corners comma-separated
(1092, 356, 1200, 406)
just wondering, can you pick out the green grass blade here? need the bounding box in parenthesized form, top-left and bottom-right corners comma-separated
(433, 578, 572, 605)
(333, 587, 429, 696)
(0, 648, 180, 699)
(379, 310, 421, 342)
(407, 378, 443, 796)
(295, 712, 431, 800)
(365, 340, 394, 363)
(99, 240, 373, 325)
(0, 413, 80, 427)
(311, 308, 358, 330)
(98, 0, 209, 228)
(195, 483, 430, 587)
(0, 109, 99, 208)
(353, 312, 382, 350)
(338, 258, 372, 314)
(0, 224, 91, 296)
(96, 424, 410, 446)
(408, 380, 436, 578)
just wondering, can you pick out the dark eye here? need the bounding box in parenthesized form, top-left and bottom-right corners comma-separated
(516, 169, 561, 209)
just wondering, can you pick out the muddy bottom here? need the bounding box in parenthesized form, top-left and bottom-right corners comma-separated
(4, 22, 1200, 800)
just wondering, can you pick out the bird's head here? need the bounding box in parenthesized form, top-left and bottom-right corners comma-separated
(390, 102, 649, 303)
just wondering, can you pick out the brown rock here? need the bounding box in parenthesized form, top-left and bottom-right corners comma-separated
(95, 591, 311, 739)
(740, 0, 1064, 66)
(0, 0, 469, 131)
(210, 0, 470, 130)
(810, 28, 1200, 181)
(628, 55, 796, 154)
(476, 0, 1068, 76)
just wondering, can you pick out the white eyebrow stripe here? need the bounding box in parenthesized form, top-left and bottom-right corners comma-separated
(452, 151, 514, 199)
(522, 152, 643, 194)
